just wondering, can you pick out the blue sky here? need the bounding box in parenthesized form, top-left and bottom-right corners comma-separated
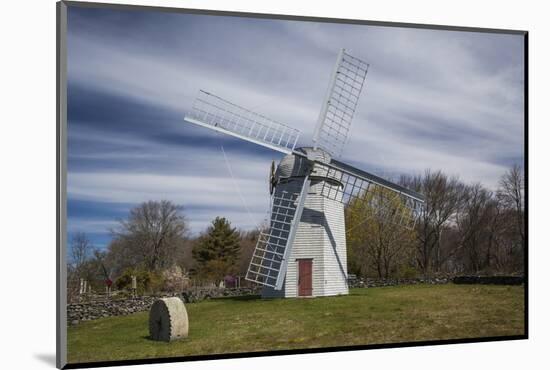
(66, 6, 524, 250)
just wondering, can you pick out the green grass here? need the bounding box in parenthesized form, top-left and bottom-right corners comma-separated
(67, 284, 524, 364)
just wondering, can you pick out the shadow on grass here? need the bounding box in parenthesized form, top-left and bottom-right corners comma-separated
(141, 335, 170, 342)
(141, 335, 193, 345)
(141, 335, 158, 342)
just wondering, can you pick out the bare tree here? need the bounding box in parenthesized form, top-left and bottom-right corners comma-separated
(484, 198, 502, 271)
(70, 232, 93, 273)
(455, 183, 494, 273)
(110, 200, 189, 271)
(401, 170, 464, 276)
(383, 166, 526, 276)
(498, 164, 525, 250)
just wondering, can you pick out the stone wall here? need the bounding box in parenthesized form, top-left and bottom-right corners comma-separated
(348, 277, 450, 288)
(181, 287, 260, 303)
(68, 296, 158, 325)
(67, 287, 262, 326)
(348, 275, 524, 288)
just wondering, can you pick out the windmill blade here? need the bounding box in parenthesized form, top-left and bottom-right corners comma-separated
(312, 49, 369, 158)
(311, 160, 424, 229)
(185, 90, 301, 154)
(245, 177, 310, 289)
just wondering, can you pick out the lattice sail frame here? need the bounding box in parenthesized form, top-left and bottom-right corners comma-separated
(313, 49, 369, 158)
(245, 178, 310, 289)
(186, 90, 301, 154)
(312, 163, 423, 230)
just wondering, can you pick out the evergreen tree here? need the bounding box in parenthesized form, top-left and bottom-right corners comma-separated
(192, 217, 241, 281)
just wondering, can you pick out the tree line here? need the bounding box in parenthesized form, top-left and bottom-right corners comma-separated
(68, 200, 258, 296)
(346, 164, 525, 278)
(68, 164, 524, 296)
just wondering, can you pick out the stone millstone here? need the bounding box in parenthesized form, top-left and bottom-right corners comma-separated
(149, 297, 189, 342)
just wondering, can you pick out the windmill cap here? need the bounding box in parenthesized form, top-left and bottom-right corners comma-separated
(276, 147, 340, 183)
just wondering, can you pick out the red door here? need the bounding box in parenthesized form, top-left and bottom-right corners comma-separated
(298, 259, 313, 297)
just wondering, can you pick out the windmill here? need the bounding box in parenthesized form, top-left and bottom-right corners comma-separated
(183, 49, 425, 298)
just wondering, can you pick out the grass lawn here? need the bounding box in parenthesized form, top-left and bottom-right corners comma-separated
(67, 284, 525, 364)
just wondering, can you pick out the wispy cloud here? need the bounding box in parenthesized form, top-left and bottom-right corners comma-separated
(66, 6, 524, 246)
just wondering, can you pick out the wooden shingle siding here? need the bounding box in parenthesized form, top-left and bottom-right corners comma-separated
(262, 177, 348, 298)
(322, 197, 349, 296)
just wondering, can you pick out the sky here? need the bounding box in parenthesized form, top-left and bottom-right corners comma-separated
(66, 6, 525, 250)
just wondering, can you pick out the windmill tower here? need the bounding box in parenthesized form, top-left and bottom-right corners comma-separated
(184, 49, 424, 298)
